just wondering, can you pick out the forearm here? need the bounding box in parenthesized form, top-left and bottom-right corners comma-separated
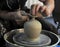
(0, 11, 29, 22)
(45, 0, 55, 14)
(0, 11, 21, 20)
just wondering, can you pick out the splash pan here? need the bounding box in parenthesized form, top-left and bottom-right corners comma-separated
(13, 30, 51, 46)
(4, 29, 59, 47)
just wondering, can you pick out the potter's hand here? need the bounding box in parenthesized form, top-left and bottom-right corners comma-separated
(15, 10, 29, 21)
(31, 4, 43, 18)
(9, 10, 29, 25)
(31, 4, 51, 18)
(15, 10, 29, 24)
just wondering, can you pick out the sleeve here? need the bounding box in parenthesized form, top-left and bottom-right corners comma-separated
(0, 0, 19, 11)
(7, 0, 27, 11)
(19, 0, 27, 10)
(6, 0, 19, 10)
(0, 0, 9, 10)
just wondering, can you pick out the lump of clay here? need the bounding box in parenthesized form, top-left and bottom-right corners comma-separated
(24, 18, 42, 41)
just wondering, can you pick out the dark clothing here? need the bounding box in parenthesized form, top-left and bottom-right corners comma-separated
(0, 0, 19, 11)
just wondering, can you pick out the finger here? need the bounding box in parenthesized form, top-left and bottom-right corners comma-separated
(31, 5, 37, 15)
(41, 6, 46, 12)
(36, 4, 41, 12)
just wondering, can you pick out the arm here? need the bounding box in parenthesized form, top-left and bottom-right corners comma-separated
(0, 11, 18, 20)
(0, 10, 28, 21)
(45, 0, 55, 16)
(31, 0, 55, 17)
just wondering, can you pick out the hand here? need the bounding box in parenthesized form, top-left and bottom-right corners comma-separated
(15, 10, 29, 24)
(16, 10, 29, 21)
(31, 4, 51, 17)
(40, 5, 51, 16)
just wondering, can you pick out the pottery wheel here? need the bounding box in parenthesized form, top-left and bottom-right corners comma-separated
(13, 32, 51, 46)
